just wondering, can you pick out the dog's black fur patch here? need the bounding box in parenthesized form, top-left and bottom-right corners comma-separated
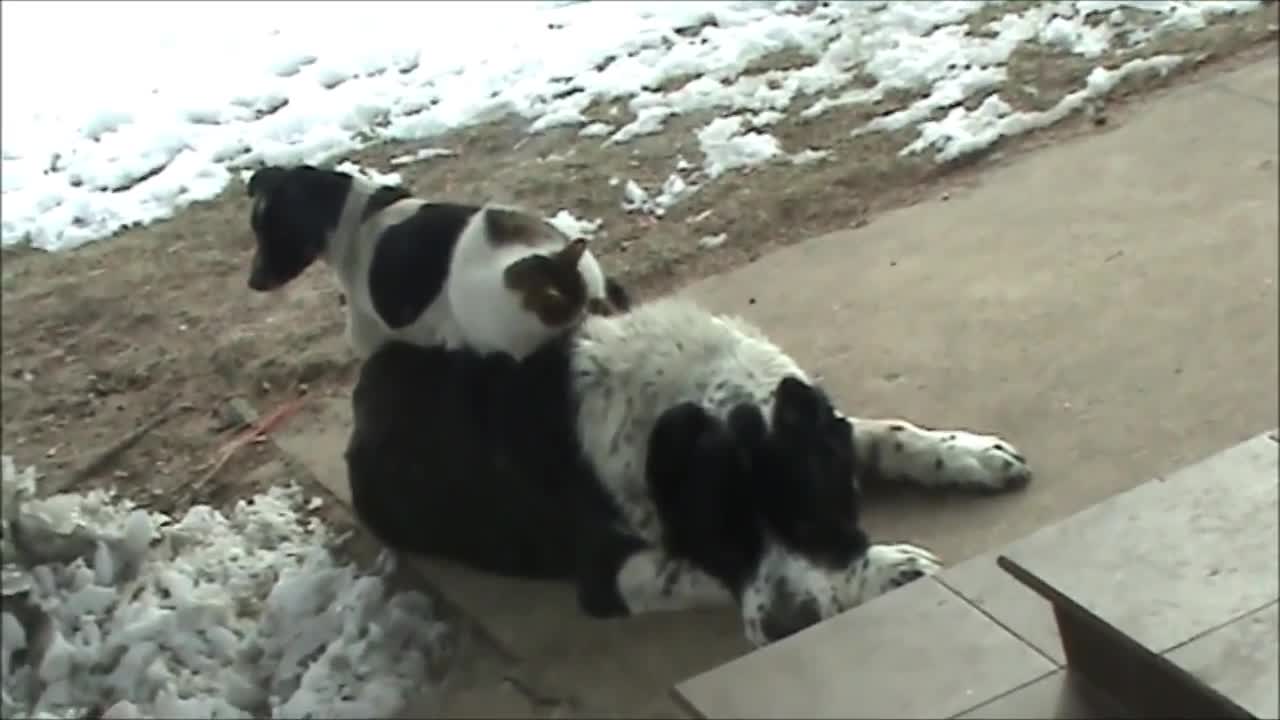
(604, 276, 632, 313)
(645, 380, 868, 600)
(346, 339, 627, 584)
(361, 185, 413, 223)
(756, 377, 868, 570)
(347, 336, 870, 621)
(646, 401, 765, 594)
(246, 165, 352, 291)
(366, 202, 478, 329)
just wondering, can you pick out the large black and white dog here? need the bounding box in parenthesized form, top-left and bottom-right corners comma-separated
(346, 296, 1032, 646)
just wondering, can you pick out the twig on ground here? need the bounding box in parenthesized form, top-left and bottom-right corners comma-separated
(52, 397, 193, 495)
(182, 395, 307, 503)
(502, 673, 578, 715)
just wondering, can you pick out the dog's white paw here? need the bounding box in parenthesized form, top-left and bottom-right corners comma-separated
(842, 542, 942, 607)
(928, 430, 1031, 492)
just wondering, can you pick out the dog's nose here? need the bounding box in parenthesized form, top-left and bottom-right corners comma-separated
(759, 592, 823, 643)
(248, 273, 277, 292)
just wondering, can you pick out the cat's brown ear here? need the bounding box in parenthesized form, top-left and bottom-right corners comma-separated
(504, 255, 582, 326)
(502, 255, 549, 295)
(484, 206, 558, 247)
(554, 238, 588, 268)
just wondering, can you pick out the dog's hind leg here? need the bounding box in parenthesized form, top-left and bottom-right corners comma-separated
(848, 417, 1032, 493)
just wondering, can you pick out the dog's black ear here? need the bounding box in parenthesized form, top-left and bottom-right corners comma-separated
(604, 277, 632, 312)
(247, 249, 276, 291)
(728, 401, 769, 472)
(773, 376, 821, 435)
(248, 167, 288, 198)
(728, 403, 768, 450)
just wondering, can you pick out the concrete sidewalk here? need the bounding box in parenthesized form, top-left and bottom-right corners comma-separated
(275, 53, 1279, 718)
(687, 53, 1278, 561)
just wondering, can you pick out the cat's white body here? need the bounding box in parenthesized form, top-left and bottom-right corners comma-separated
(447, 210, 610, 360)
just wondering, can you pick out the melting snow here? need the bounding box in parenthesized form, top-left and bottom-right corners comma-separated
(620, 174, 698, 218)
(332, 161, 402, 187)
(387, 147, 457, 166)
(0, 0, 1263, 251)
(697, 116, 783, 180)
(547, 209, 603, 240)
(0, 456, 448, 720)
(698, 233, 728, 250)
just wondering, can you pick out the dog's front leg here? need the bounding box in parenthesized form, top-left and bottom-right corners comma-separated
(576, 533, 735, 618)
(849, 418, 1032, 492)
(345, 305, 387, 359)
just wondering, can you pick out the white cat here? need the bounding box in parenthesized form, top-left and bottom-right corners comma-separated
(244, 165, 629, 359)
(446, 203, 616, 360)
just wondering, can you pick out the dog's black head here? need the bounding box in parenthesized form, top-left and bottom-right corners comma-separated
(245, 165, 353, 291)
(751, 376, 866, 568)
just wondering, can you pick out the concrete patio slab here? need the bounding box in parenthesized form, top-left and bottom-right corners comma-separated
(674, 578, 1056, 719)
(1208, 46, 1279, 104)
(1164, 601, 1280, 720)
(266, 56, 1279, 718)
(996, 432, 1278, 656)
(686, 55, 1279, 565)
(953, 670, 1133, 719)
(937, 552, 1067, 666)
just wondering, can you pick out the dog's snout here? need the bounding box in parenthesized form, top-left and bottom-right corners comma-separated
(248, 267, 279, 292)
(759, 591, 823, 644)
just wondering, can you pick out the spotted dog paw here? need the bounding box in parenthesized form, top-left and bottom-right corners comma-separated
(916, 430, 1031, 492)
(842, 542, 942, 607)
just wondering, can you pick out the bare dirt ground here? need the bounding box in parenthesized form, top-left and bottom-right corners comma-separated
(1, 6, 1275, 534)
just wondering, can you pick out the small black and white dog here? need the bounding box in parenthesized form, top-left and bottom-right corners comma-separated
(245, 165, 629, 360)
(346, 297, 1032, 646)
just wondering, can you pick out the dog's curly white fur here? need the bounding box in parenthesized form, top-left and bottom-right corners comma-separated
(571, 299, 1027, 641)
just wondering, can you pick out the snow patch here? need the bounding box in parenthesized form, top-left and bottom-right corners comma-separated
(547, 209, 603, 240)
(388, 147, 456, 166)
(697, 117, 782, 179)
(789, 148, 832, 165)
(902, 54, 1184, 162)
(333, 161, 403, 187)
(620, 173, 698, 217)
(1, 455, 449, 720)
(578, 122, 614, 138)
(698, 233, 728, 249)
(1, 1, 1263, 249)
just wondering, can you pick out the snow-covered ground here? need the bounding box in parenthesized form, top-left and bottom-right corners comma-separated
(0, 0, 1263, 252)
(1, 456, 449, 719)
